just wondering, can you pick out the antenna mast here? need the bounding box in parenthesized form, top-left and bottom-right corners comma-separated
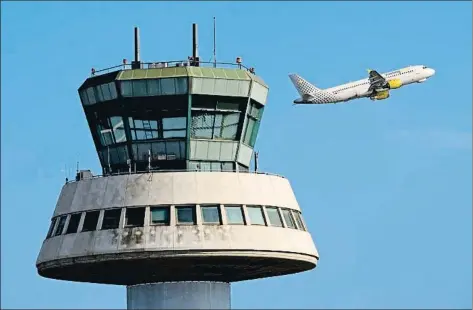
(213, 17, 217, 68)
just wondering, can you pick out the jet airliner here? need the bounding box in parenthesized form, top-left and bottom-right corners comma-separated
(289, 65, 435, 104)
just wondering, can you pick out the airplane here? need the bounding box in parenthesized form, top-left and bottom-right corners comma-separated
(289, 65, 435, 104)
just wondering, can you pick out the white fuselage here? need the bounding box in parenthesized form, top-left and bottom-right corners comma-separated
(316, 65, 435, 103)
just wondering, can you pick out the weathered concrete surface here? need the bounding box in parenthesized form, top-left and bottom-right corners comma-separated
(52, 172, 302, 216)
(127, 282, 230, 309)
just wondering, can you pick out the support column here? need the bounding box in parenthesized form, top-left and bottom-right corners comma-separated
(127, 281, 231, 309)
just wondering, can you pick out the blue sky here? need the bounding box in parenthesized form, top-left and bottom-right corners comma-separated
(1, 1, 471, 309)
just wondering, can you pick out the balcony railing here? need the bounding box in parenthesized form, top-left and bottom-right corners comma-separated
(90, 60, 254, 77)
(65, 168, 285, 185)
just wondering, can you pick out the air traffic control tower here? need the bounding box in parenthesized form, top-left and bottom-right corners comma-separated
(36, 24, 319, 309)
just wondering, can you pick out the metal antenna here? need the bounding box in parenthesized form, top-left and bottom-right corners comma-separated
(213, 17, 217, 68)
(107, 146, 111, 174)
(254, 151, 259, 172)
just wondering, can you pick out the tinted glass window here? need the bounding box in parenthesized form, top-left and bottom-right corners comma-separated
(247, 206, 266, 225)
(66, 213, 82, 234)
(82, 211, 100, 232)
(150, 206, 170, 225)
(176, 206, 196, 224)
(281, 209, 296, 229)
(201, 205, 221, 224)
(102, 209, 121, 230)
(225, 206, 245, 224)
(125, 207, 145, 227)
(266, 207, 283, 227)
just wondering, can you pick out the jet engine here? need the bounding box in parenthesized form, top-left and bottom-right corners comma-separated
(387, 79, 402, 89)
(370, 90, 390, 100)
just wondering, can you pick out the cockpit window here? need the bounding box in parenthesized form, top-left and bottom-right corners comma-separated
(422, 66, 427, 69)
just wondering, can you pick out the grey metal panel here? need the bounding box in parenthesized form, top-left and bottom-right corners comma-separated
(219, 141, 236, 161)
(207, 141, 221, 161)
(54, 183, 78, 216)
(127, 282, 231, 310)
(125, 174, 151, 206)
(250, 81, 268, 105)
(82, 176, 107, 211)
(70, 179, 93, 212)
(36, 237, 62, 264)
(93, 229, 121, 254)
(237, 143, 253, 166)
(103, 174, 128, 208)
(57, 234, 77, 258)
(194, 140, 209, 160)
(189, 140, 197, 159)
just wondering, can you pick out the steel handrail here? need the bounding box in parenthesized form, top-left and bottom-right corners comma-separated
(66, 169, 285, 185)
(91, 60, 252, 77)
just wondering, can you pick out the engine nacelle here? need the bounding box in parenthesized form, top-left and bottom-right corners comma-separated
(370, 90, 390, 101)
(387, 79, 402, 89)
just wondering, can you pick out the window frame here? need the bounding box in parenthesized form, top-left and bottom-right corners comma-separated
(246, 205, 267, 226)
(81, 210, 100, 232)
(101, 208, 122, 230)
(265, 206, 284, 227)
(281, 208, 297, 229)
(224, 205, 246, 225)
(150, 206, 171, 226)
(124, 207, 146, 228)
(65, 213, 82, 234)
(175, 205, 196, 225)
(53, 215, 67, 236)
(200, 205, 222, 225)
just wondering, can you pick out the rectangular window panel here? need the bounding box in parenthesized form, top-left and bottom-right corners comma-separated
(282, 209, 296, 229)
(86, 87, 97, 104)
(293, 211, 306, 231)
(210, 162, 221, 172)
(243, 117, 256, 145)
(221, 162, 234, 171)
(163, 117, 186, 130)
(46, 218, 57, 238)
(225, 206, 245, 224)
(132, 80, 148, 97)
(101, 209, 121, 230)
(79, 90, 90, 106)
(147, 79, 160, 96)
(201, 205, 221, 224)
(151, 142, 166, 160)
(150, 206, 170, 225)
(215, 112, 239, 140)
(176, 206, 196, 224)
(266, 207, 283, 227)
(217, 101, 239, 111)
(163, 130, 186, 138)
(247, 206, 266, 225)
(109, 82, 118, 99)
(160, 78, 176, 95)
(191, 112, 214, 139)
(199, 161, 211, 171)
(165, 141, 181, 160)
(100, 83, 112, 101)
(82, 211, 100, 232)
(121, 81, 133, 97)
(136, 143, 152, 161)
(175, 78, 188, 94)
(125, 207, 145, 227)
(54, 216, 67, 236)
(65, 213, 81, 234)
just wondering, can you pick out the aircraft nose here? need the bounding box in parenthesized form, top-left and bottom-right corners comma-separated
(428, 68, 436, 76)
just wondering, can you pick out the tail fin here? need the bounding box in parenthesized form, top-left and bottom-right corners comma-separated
(289, 74, 321, 97)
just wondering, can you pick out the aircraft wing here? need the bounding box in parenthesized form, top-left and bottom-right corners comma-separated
(367, 69, 387, 93)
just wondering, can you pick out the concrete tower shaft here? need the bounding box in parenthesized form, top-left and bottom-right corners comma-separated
(36, 24, 319, 309)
